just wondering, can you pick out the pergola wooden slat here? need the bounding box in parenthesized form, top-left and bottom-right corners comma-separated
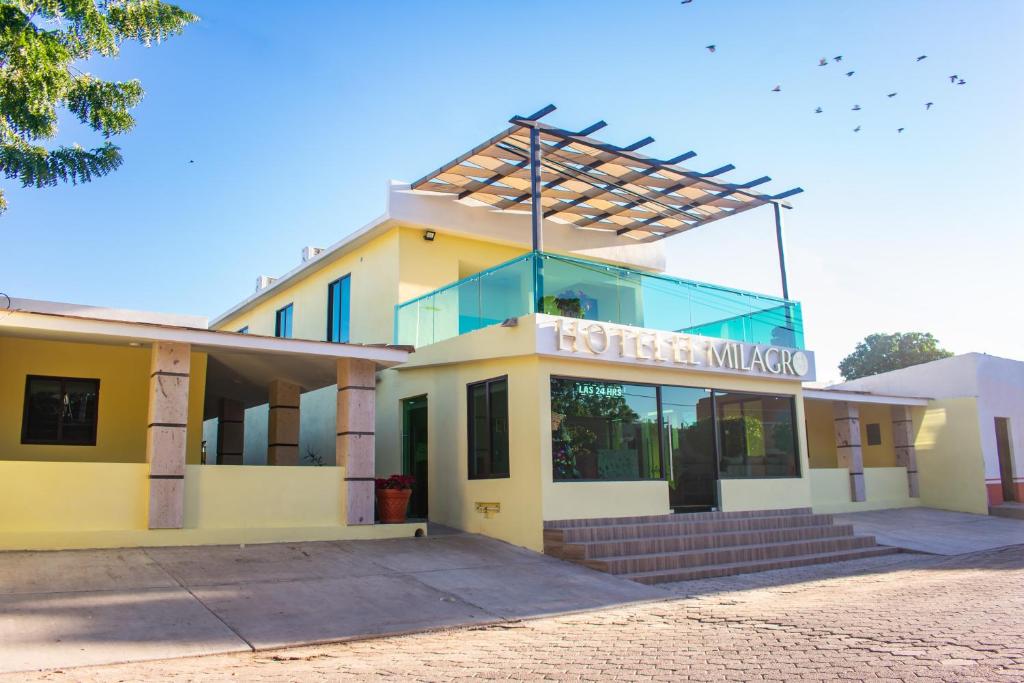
(410, 106, 802, 243)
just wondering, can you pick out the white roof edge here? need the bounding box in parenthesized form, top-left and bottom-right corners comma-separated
(1, 310, 410, 366)
(802, 388, 930, 406)
(8, 297, 208, 329)
(210, 199, 398, 328)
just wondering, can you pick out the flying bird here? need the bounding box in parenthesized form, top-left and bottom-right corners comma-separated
(846, 71, 855, 77)
(949, 74, 959, 83)
(925, 102, 934, 110)
(957, 78, 966, 85)
(706, 44, 716, 53)
(189, 160, 194, 164)
(772, 85, 781, 92)
(916, 55, 927, 62)
(681, 0, 692, 3)
(898, 128, 905, 133)
(852, 104, 862, 111)
(853, 126, 861, 133)
(818, 58, 828, 66)
(887, 92, 898, 98)
(834, 55, 843, 62)
(814, 106, 823, 113)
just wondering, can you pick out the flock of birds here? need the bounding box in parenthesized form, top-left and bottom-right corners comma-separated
(684, 1, 967, 135)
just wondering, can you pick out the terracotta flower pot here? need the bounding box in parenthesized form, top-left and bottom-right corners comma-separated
(377, 488, 412, 524)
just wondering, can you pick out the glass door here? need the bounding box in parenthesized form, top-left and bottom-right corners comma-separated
(402, 396, 429, 519)
(661, 386, 718, 512)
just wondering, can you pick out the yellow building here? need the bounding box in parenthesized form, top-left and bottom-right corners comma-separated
(3, 110, 959, 575)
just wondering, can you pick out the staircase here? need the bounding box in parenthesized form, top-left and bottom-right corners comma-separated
(544, 507, 899, 584)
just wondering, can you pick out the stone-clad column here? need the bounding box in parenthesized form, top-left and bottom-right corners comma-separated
(891, 405, 920, 498)
(147, 342, 190, 529)
(337, 359, 376, 525)
(216, 398, 244, 465)
(268, 380, 300, 466)
(833, 401, 866, 502)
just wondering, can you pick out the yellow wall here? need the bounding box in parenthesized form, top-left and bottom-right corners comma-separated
(916, 398, 988, 514)
(859, 403, 897, 468)
(0, 461, 423, 550)
(809, 467, 921, 514)
(0, 337, 206, 465)
(216, 230, 400, 344)
(805, 399, 838, 468)
(380, 322, 814, 551)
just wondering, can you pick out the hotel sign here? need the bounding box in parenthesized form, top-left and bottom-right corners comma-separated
(536, 315, 815, 382)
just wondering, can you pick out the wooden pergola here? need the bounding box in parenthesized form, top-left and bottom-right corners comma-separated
(411, 105, 803, 247)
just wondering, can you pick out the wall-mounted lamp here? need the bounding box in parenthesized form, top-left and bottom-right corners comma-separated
(128, 342, 142, 347)
(475, 501, 501, 518)
(500, 317, 519, 328)
(423, 230, 436, 242)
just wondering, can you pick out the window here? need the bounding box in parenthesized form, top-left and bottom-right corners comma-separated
(237, 326, 249, 334)
(467, 377, 509, 479)
(275, 304, 293, 338)
(551, 378, 663, 481)
(327, 275, 351, 343)
(866, 423, 882, 446)
(22, 375, 100, 445)
(716, 391, 799, 478)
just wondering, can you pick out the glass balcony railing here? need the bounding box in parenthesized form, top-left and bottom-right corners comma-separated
(394, 252, 804, 349)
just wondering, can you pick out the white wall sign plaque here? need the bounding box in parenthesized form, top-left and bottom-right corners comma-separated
(535, 314, 816, 382)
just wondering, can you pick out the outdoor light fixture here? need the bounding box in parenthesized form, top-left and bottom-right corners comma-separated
(128, 342, 142, 347)
(500, 317, 519, 327)
(423, 230, 436, 241)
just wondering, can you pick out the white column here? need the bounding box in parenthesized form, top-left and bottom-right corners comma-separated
(147, 342, 190, 529)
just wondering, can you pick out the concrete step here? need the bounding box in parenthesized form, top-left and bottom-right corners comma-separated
(544, 507, 813, 529)
(625, 546, 902, 584)
(989, 504, 1024, 520)
(548, 523, 856, 561)
(584, 535, 881, 575)
(545, 512, 836, 545)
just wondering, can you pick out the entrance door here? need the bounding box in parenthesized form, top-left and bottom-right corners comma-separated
(402, 396, 429, 519)
(995, 417, 1016, 503)
(661, 386, 718, 512)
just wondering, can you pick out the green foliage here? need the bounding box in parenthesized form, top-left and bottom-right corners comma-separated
(0, 0, 197, 213)
(839, 332, 954, 381)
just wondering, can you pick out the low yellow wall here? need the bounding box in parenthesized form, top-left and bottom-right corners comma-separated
(809, 467, 921, 514)
(804, 399, 838, 468)
(0, 461, 424, 550)
(720, 477, 813, 512)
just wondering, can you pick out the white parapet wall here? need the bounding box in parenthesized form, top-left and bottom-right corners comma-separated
(810, 467, 922, 515)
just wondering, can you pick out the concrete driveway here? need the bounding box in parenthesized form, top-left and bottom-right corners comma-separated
(0, 532, 662, 675)
(835, 507, 1024, 555)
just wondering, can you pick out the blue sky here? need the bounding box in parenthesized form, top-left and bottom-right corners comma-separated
(5, 0, 1022, 382)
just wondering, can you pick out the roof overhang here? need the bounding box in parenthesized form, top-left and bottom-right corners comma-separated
(803, 388, 930, 407)
(412, 105, 803, 243)
(0, 309, 411, 418)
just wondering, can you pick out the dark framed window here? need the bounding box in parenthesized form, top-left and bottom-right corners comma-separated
(22, 375, 100, 446)
(550, 377, 663, 481)
(237, 326, 249, 334)
(327, 275, 351, 343)
(468, 377, 509, 479)
(866, 423, 882, 446)
(275, 303, 293, 338)
(715, 391, 799, 478)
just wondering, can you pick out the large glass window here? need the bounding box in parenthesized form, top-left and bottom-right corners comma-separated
(22, 375, 100, 445)
(551, 378, 662, 481)
(275, 303, 293, 338)
(715, 391, 799, 478)
(327, 275, 351, 343)
(467, 377, 509, 479)
(662, 386, 716, 508)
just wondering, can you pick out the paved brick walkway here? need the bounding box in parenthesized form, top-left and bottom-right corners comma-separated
(9, 546, 1023, 682)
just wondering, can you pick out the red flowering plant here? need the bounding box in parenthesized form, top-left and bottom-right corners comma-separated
(375, 474, 415, 490)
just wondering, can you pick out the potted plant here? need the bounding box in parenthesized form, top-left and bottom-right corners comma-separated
(375, 474, 415, 523)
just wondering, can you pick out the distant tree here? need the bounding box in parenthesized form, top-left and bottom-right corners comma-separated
(839, 332, 953, 380)
(0, 0, 198, 213)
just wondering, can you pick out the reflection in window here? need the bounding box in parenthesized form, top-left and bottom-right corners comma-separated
(22, 375, 100, 445)
(275, 303, 293, 338)
(551, 378, 662, 481)
(716, 391, 799, 478)
(468, 377, 509, 479)
(662, 386, 716, 508)
(327, 275, 350, 343)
